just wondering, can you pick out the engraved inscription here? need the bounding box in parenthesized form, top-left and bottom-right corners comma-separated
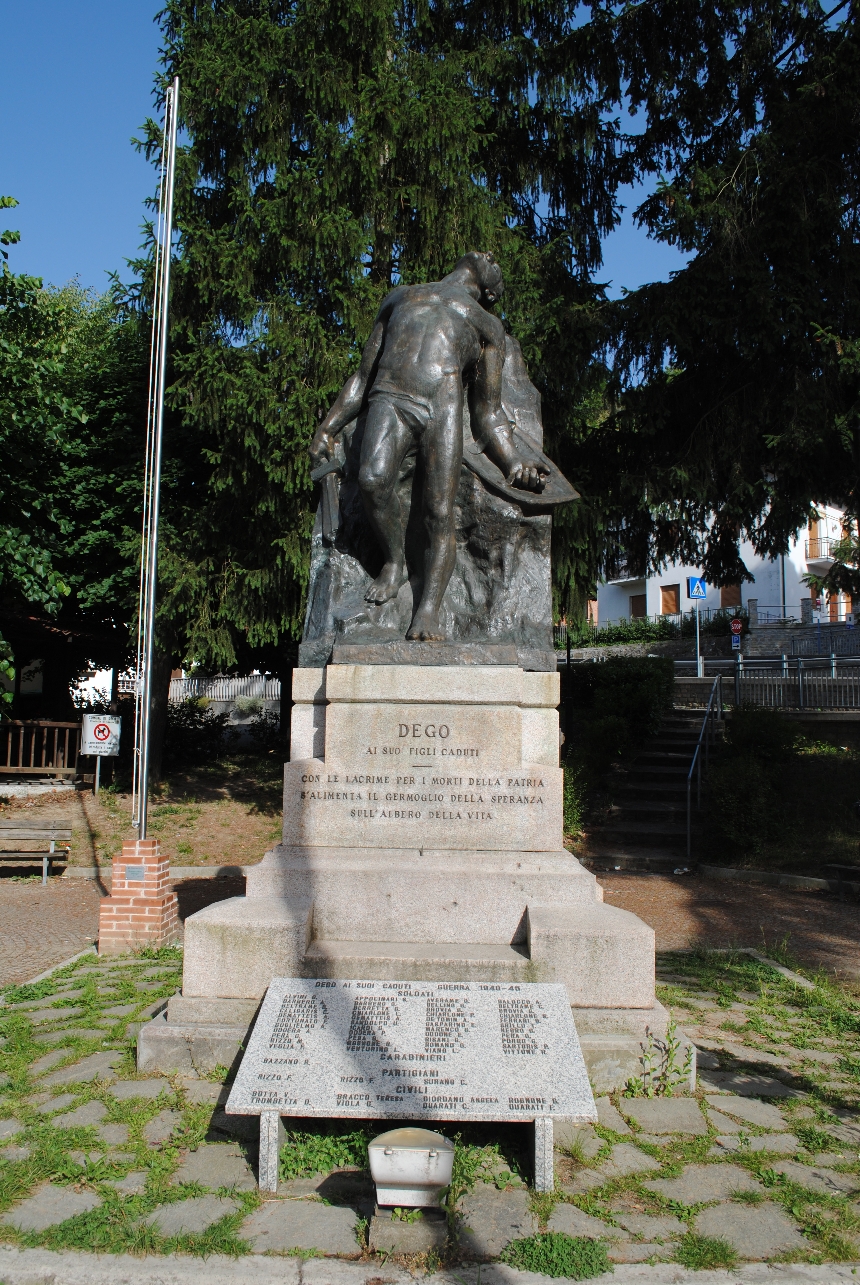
(424, 996, 472, 1053)
(498, 997, 550, 1056)
(269, 995, 320, 1050)
(345, 996, 400, 1052)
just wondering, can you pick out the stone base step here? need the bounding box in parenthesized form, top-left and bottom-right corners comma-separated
(304, 938, 530, 982)
(582, 846, 692, 873)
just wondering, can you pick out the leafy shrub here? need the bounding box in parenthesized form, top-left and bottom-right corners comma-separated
(162, 698, 230, 771)
(233, 694, 264, 715)
(563, 761, 587, 835)
(248, 708, 289, 755)
(725, 705, 796, 759)
(500, 1233, 612, 1279)
(566, 657, 674, 736)
(583, 715, 632, 771)
(705, 754, 781, 856)
(674, 1233, 737, 1270)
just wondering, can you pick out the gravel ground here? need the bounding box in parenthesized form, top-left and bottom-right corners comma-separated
(597, 873, 860, 982)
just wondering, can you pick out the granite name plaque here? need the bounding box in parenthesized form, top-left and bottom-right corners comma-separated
(226, 977, 595, 1125)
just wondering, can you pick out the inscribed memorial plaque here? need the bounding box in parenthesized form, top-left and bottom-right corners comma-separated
(226, 977, 595, 1123)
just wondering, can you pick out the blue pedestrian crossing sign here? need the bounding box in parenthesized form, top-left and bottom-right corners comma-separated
(687, 576, 707, 600)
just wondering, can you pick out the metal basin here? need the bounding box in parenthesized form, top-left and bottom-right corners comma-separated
(368, 1127, 455, 1207)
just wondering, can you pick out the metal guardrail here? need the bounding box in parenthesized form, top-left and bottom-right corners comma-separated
(0, 721, 82, 777)
(687, 677, 722, 860)
(168, 676, 281, 703)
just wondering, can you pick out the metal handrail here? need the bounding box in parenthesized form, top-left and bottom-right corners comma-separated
(686, 675, 722, 859)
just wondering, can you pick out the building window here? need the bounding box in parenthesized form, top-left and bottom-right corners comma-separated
(630, 593, 647, 619)
(660, 584, 680, 615)
(720, 585, 742, 609)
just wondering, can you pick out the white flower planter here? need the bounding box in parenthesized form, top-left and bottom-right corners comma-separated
(368, 1127, 455, 1207)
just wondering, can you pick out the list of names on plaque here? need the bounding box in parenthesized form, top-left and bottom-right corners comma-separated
(227, 978, 595, 1124)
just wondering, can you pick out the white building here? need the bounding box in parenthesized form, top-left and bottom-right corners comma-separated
(595, 505, 850, 626)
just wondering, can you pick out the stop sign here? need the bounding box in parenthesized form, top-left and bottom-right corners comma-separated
(730, 617, 743, 635)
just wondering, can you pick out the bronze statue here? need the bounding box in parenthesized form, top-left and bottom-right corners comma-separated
(302, 251, 578, 668)
(310, 252, 552, 641)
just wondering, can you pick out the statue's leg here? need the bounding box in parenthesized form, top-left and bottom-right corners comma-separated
(359, 398, 412, 604)
(406, 396, 461, 641)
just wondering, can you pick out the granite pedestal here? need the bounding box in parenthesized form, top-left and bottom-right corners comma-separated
(139, 664, 688, 1091)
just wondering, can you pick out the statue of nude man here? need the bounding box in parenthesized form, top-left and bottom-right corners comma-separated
(309, 251, 549, 641)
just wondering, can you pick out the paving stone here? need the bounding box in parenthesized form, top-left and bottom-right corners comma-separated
(42, 1051, 121, 1086)
(811, 1152, 851, 1167)
(772, 1160, 860, 1195)
(623, 1098, 708, 1135)
(695, 1201, 806, 1259)
(104, 1004, 138, 1017)
(144, 1109, 182, 1145)
(241, 1200, 360, 1255)
(596, 1143, 662, 1179)
(644, 1163, 764, 1204)
(52, 1100, 108, 1128)
(456, 1185, 537, 1256)
(710, 1134, 800, 1156)
(174, 1144, 256, 1191)
(0, 1116, 25, 1142)
(6, 1183, 102, 1231)
(32, 1028, 107, 1044)
(69, 1150, 102, 1167)
(832, 1122, 860, 1147)
(595, 1096, 631, 1134)
(182, 1080, 227, 1105)
(799, 1048, 840, 1065)
(369, 1211, 447, 1253)
(705, 1094, 788, 1130)
(106, 1170, 148, 1194)
(613, 1212, 686, 1239)
(98, 1122, 129, 1146)
(29, 1049, 68, 1075)
(708, 1109, 744, 1134)
(700, 1071, 796, 1097)
(38, 1093, 78, 1112)
(29, 1007, 83, 1024)
(1, 1144, 30, 1161)
(145, 1194, 240, 1237)
(608, 1242, 665, 1263)
(553, 1121, 604, 1160)
(695, 1048, 721, 1069)
(560, 1170, 605, 1195)
(546, 1203, 620, 1238)
(112, 1079, 168, 1101)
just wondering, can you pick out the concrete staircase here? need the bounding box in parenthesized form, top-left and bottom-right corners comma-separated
(584, 711, 721, 873)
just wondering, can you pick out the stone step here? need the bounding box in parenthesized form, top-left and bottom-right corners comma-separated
(582, 846, 692, 872)
(303, 939, 531, 983)
(635, 751, 693, 765)
(610, 801, 687, 822)
(598, 821, 692, 847)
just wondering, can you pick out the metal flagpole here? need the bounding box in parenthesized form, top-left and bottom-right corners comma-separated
(131, 76, 179, 841)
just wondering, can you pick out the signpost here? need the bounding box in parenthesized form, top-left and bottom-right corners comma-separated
(730, 616, 743, 653)
(81, 714, 121, 796)
(687, 576, 707, 677)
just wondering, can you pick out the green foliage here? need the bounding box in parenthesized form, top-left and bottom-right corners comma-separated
(500, 1232, 612, 1279)
(725, 707, 797, 761)
(623, 1019, 694, 1098)
(278, 1123, 374, 1180)
(162, 699, 232, 772)
(568, 658, 675, 736)
(563, 761, 587, 837)
(673, 1233, 737, 1271)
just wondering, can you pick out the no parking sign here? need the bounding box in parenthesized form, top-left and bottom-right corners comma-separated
(82, 714, 121, 757)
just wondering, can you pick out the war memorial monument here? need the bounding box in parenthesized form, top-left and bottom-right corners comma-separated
(139, 252, 683, 1183)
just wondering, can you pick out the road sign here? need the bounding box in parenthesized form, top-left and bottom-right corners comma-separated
(730, 617, 743, 635)
(731, 634, 741, 650)
(82, 714, 121, 757)
(847, 613, 855, 629)
(687, 576, 707, 600)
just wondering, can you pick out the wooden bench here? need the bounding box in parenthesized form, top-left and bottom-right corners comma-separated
(0, 820, 72, 884)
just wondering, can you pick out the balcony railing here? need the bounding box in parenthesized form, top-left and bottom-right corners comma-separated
(805, 536, 835, 560)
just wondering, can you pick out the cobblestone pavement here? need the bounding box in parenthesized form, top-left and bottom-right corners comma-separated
(597, 873, 860, 981)
(0, 880, 104, 985)
(0, 876, 243, 987)
(0, 947, 859, 1275)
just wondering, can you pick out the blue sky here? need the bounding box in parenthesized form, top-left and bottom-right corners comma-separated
(2, 1, 689, 298)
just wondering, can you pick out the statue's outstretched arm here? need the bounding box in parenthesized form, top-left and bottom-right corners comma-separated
(310, 318, 386, 465)
(470, 324, 548, 493)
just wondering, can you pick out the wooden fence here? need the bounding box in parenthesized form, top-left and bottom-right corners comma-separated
(0, 721, 82, 777)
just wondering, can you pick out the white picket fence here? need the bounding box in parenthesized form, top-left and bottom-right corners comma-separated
(168, 675, 281, 703)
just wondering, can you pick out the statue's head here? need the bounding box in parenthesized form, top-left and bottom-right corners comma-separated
(453, 250, 505, 307)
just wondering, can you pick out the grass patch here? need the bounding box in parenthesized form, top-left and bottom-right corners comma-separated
(500, 1231, 612, 1279)
(674, 1232, 737, 1270)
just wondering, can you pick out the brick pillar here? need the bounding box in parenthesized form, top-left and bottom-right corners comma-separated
(98, 838, 179, 956)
